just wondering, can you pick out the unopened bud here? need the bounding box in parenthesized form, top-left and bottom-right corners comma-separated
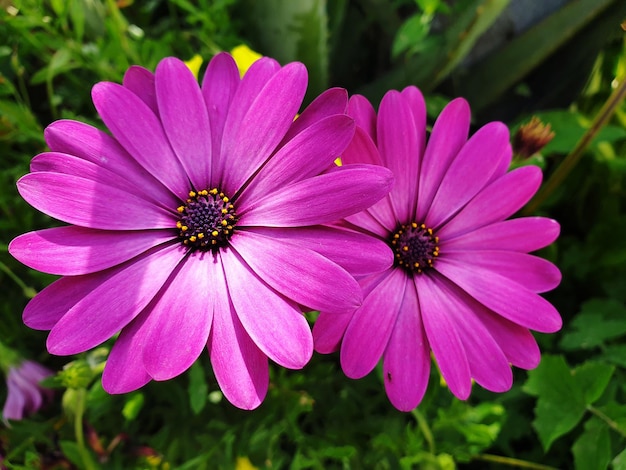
(513, 116, 555, 159)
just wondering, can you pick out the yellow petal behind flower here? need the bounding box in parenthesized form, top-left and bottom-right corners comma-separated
(184, 54, 203, 79)
(231, 44, 262, 77)
(235, 456, 258, 470)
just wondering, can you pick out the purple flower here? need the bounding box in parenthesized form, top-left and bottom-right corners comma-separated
(313, 88, 562, 411)
(9, 54, 393, 410)
(3, 360, 53, 422)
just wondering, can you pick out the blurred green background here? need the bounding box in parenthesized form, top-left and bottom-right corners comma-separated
(1, 0, 626, 468)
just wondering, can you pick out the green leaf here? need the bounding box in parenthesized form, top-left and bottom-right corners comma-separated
(59, 441, 85, 467)
(433, 0, 510, 83)
(122, 392, 144, 421)
(523, 355, 615, 450)
(602, 344, 626, 369)
(560, 298, 626, 351)
(392, 14, 430, 58)
(612, 447, 626, 470)
(456, 0, 619, 111)
(188, 361, 208, 415)
(238, 0, 328, 101)
(572, 417, 611, 470)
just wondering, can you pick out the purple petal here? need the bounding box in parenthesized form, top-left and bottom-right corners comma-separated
(437, 166, 543, 240)
(282, 87, 349, 143)
(212, 57, 283, 185)
(29, 152, 176, 210)
(338, 128, 398, 232)
(434, 277, 513, 393)
(426, 122, 511, 229)
(209, 254, 268, 410)
(9, 227, 174, 276)
(46, 244, 184, 355)
(474, 308, 541, 370)
(24, 275, 104, 331)
(43, 121, 176, 205)
(435, 258, 562, 333)
(415, 274, 472, 399)
(416, 98, 470, 221)
(243, 225, 393, 276)
(341, 126, 383, 166)
(221, 62, 308, 196)
(17, 172, 175, 230)
(442, 217, 560, 253)
(141, 252, 215, 381)
(401, 86, 427, 145)
(348, 94, 377, 142)
(102, 310, 153, 393)
(344, 207, 391, 238)
(123, 65, 157, 114)
(237, 115, 355, 207)
(382, 278, 430, 411)
(220, 249, 313, 369)
(377, 90, 422, 222)
(312, 310, 353, 354)
(230, 230, 362, 313)
(340, 269, 406, 378)
(443, 250, 561, 293)
(201, 52, 240, 185)
(92, 81, 190, 199)
(238, 164, 393, 227)
(156, 57, 213, 189)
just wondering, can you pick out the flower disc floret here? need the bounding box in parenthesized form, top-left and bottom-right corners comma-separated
(391, 222, 439, 273)
(176, 189, 236, 250)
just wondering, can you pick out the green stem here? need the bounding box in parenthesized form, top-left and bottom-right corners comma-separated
(523, 74, 626, 215)
(411, 409, 435, 454)
(74, 387, 98, 470)
(0, 260, 37, 298)
(587, 405, 626, 439)
(473, 453, 560, 470)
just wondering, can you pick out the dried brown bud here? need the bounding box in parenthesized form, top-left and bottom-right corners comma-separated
(512, 116, 555, 159)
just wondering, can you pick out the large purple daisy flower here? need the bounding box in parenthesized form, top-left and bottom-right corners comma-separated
(313, 87, 562, 411)
(9, 54, 394, 409)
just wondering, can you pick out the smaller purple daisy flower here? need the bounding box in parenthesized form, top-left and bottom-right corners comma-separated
(3, 360, 53, 422)
(313, 87, 562, 411)
(10, 53, 394, 409)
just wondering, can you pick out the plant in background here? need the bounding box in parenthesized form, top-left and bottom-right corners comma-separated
(314, 88, 562, 411)
(0, 341, 53, 423)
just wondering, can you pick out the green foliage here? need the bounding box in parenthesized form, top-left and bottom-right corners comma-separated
(0, 0, 625, 468)
(523, 355, 614, 451)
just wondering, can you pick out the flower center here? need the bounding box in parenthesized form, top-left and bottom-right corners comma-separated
(176, 189, 237, 251)
(390, 222, 440, 274)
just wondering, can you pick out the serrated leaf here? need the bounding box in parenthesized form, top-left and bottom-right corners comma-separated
(560, 298, 626, 351)
(572, 417, 611, 470)
(188, 361, 208, 415)
(523, 355, 615, 450)
(602, 344, 626, 369)
(573, 362, 615, 404)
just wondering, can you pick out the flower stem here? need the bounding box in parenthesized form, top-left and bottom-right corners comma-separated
(472, 453, 560, 470)
(523, 74, 626, 215)
(74, 388, 98, 470)
(0, 261, 37, 298)
(411, 409, 435, 454)
(587, 405, 626, 439)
